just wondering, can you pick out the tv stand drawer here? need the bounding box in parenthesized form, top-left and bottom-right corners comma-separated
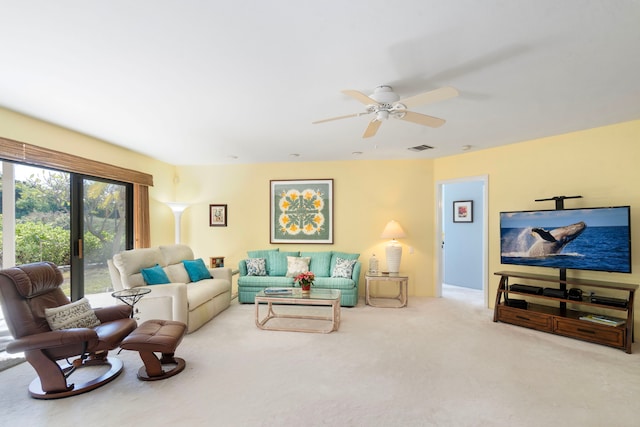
(497, 306, 552, 332)
(553, 318, 625, 348)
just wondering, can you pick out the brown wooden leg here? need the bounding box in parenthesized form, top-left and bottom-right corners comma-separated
(493, 275, 508, 322)
(25, 350, 72, 394)
(138, 351, 163, 377)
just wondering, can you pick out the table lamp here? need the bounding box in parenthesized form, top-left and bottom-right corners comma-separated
(380, 220, 406, 273)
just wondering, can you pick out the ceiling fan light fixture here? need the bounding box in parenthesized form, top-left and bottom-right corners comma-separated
(376, 110, 389, 121)
(313, 85, 458, 139)
(370, 85, 400, 104)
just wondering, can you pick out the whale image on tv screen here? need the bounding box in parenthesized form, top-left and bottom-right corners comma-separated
(500, 206, 631, 273)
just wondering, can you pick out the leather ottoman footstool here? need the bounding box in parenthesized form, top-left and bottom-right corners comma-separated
(121, 319, 187, 381)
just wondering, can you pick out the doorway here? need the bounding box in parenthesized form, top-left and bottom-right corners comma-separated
(435, 176, 488, 306)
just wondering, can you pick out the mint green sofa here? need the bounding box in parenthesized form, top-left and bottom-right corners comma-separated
(238, 249, 361, 307)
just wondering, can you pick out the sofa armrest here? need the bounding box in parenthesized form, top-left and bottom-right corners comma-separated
(6, 329, 98, 354)
(351, 261, 362, 288)
(139, 283, 188, 325)
(94, 305, 132, 322)
(209, 267, 232, 282)
(238, 260, 248, 276)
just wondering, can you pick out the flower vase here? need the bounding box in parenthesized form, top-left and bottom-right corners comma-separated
(301, 284, 311, 294)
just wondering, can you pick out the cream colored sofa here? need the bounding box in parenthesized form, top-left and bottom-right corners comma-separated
(108, 244, 232, 333)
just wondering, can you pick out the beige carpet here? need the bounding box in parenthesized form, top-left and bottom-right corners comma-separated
(0, 287, 638, 427)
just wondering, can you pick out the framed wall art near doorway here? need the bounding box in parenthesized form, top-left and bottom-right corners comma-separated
(270, 179, 333, 244)
(453, 200, 473, 223)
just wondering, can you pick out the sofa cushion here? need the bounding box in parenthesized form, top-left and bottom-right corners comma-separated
(113, 247, 165, 289)
(267, 251, 299, 276)
(187, 280, 218, 309)
(330, 251, 360, 274)
(141, 264, 171, 285)
(247, 249, 279, 274)
(164, 263, 190, 283)
(238, 276, 294, 287)
(314, 277, 356, 290)
(45, 297, 101, 330)
(247, 249, 279, 258)
(183, 258, 212, 282)
(160, 244, 195, 265)
(300, 251, 333, 277)
(286, 256, 311, 278)
(332, 257, 357, 279)
(246, 258, 267, 276)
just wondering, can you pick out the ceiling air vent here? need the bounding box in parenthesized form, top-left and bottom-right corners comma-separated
(408, 144, 434, 152)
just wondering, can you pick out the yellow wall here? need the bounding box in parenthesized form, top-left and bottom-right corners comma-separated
(3, 106, 639, 313)
(0, 107, 177, 245)
(175, 160, 435, 296)
(435, 120, 640, 328)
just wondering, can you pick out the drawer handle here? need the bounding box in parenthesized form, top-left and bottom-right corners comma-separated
(577, 328, 596, 335)
(516, 315, 530, 321)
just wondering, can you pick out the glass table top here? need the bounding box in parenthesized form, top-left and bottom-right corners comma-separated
(256, 288, 340, 300)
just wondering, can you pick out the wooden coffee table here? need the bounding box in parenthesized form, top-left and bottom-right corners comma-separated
(254, 288, 341, 333)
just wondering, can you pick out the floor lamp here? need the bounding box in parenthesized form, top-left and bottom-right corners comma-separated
(380, 220, 406, 273)
(167, 203, 189, 244)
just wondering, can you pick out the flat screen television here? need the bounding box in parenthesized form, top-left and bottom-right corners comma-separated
(500, 206, 631, 273)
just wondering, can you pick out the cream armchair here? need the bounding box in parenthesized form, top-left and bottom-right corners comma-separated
(108, 244, 231, 333)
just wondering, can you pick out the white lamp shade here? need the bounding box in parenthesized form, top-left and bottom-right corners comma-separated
(380, 220, 406, 239)
(167, 202, 189, 213)
(167, 202, 189, 244)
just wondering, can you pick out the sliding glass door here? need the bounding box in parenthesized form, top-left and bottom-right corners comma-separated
(1, 162, 132, 301)
(71, 175, 133, 302)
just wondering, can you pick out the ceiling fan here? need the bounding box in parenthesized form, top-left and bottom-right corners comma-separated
(312, 85, 459, 138)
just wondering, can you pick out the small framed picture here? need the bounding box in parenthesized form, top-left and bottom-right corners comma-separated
(453, 200, 473, 223)
(209, 204, 227, 227)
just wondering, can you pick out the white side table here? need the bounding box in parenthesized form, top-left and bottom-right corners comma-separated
(365, 273, 408, 308)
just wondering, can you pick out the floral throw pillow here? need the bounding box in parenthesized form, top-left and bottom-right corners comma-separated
(246, 258, 267, 276)
(286, 256, 311, 278)
(331, 257, 357, 279)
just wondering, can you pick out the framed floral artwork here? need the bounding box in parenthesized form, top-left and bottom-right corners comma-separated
(453, 200, 473, 223)
(209, 204, 227, 226)
(270, 179, 333, 243)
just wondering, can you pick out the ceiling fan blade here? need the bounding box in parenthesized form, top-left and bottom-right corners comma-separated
(312, 112, 363, 124)
(342, 89, 378, 105)
(399, 86, 459, 108)
(398, 111, 446, 128)
(362, 119, 382, 138)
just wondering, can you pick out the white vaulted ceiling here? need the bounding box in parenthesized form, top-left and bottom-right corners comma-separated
(1, 1, 639, 165)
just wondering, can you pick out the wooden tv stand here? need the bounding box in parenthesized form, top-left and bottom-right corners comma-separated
(493, 271, 637, 353)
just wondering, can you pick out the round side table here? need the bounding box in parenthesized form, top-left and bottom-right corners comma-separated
(111, 288, 151, 318)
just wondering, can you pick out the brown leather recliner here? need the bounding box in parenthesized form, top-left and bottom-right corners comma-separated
(0, 262, 137, 399)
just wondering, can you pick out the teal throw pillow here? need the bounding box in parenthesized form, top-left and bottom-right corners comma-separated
(183, 258, 212, 282)
(141, 264, 170, 285)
